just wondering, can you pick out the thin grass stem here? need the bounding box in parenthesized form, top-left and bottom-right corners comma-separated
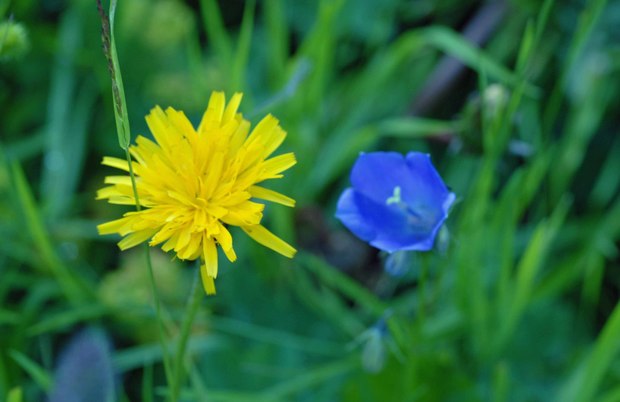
(123, 148, 173, 388)
(170, 267, 204, 402)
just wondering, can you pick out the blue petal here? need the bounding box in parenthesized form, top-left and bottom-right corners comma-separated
(338, 151, 455, 253)
(403, 152, 452, 213)
(442, 191, 456, 216)
(350, 152, 417, 205)
(354, 192, 438, 252)
(335, 188, 376, 242)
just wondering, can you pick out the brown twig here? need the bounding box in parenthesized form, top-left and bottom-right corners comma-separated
(410, 1, 508, 115)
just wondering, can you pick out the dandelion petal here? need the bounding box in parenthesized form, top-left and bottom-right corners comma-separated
(97, 91, 296, 295)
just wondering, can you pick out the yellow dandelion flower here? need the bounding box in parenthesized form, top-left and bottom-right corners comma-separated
(97, 91, 296, 295)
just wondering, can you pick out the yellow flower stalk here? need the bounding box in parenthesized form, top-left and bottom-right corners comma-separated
(97, 91, 296, 295)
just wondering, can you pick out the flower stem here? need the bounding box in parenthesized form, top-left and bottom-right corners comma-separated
(170, 266, 204, 402)
(99, 0, 173, 390)
(417, 255, 429, 323)
(124, 148, 173, 388)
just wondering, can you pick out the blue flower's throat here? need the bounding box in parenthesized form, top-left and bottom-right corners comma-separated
(386, 185, 423, 225)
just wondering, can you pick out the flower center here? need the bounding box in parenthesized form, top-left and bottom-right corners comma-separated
(386, 186, 424, 225)
(386, 186, 404, 208)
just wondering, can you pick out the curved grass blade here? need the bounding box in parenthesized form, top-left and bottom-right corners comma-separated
(97, 0, 130, 150)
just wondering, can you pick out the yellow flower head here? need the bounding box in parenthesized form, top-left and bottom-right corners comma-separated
(97, 91, 296, 295)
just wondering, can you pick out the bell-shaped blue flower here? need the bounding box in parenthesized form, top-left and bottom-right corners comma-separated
(336, 151, 455, 253)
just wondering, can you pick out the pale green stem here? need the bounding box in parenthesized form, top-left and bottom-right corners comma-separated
(123, 148, 173, 387)
(98, 0, 173, 391)
(170, 267, 204, 402)
(417, 256, 428, 324)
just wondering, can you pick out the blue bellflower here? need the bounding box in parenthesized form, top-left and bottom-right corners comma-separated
(336, 152, 455, 253)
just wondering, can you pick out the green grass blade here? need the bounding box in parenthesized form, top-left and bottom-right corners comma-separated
(306, 126, 378, 199)
(550, 69, 613, 201)
(169, 271, 203, 402)
(187, 363, 209, 402)
(514, 20, 534, 74)
(535, 196, 620, 301)
(26, 304, 109, 336)
(297, 252, 389, 317)
(108, 0, 130, 149)
(377, 117, 461, 138)
(173, 389, 274, 402)
(492, 152, 551, 315)
(40, 8, 95, 220)
(533, 0, 555, 49)
(494, 196, 571, 353)
(43, 80, 96, 219)
(556, 299, 620, 402)
(543, 0, 608, 131)
(421, 26, 540, 97)
(296, 0, 344, 110)
(98, 1, 174, 389)
(580, 253, 605, 309)
(9, 350, 52, 392)
(199, 0, 232, 63)
(0, 309, 19, 325)
(492, 362, 510, 402)
(142, 364, 154, 402)
(291, 265, 366, 337)
(589, 134, 620, 207)
(4, 131, 45, 162)
(209, 315, 344, 356)
(98, 0, 130, 149)
(229, 0, 255, 91)
(113, 335, 222, 373)
(39, 7, 79, 205)
(9, 161, 88, 303)
(597, 386, 620, 402)
(453, 154, 495, 353)
(302, 30, 430, 198)
(264, 0, 288, 87)
(260, 355, 358, 399)
(514, 0, 555, 76)
(0, 0, 9, 18)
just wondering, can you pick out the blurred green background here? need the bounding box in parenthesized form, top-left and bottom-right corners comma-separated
(2, 0, 620, 401)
